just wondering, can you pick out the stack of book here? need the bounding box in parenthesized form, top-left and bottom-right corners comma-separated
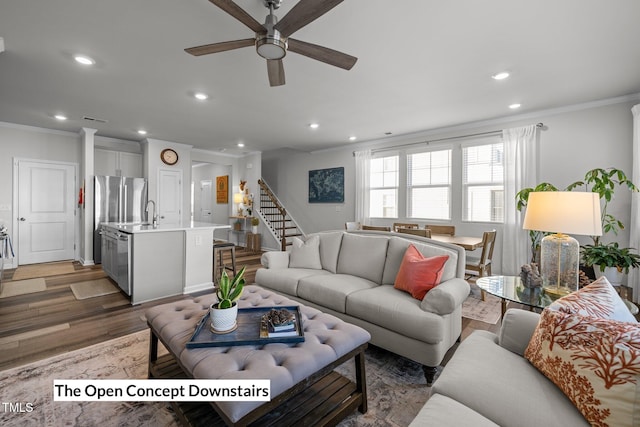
(260, 308, 299, 338)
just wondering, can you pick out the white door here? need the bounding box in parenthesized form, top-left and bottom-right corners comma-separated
(17, 160, 76, 264)
(158, 169, 182, 224)
(200, 180, 213, 223)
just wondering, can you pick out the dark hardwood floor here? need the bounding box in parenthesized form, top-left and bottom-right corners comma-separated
(0, 249, 498, 371)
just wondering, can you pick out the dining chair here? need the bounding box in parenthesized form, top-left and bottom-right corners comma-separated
(397, 228, 431, 238)
(425, 225, 456, 236)
(392, 222, 419, 232)
(465, 229, 497, 300)
(345, 221, 362, 231)
(362, 225, 391, 232)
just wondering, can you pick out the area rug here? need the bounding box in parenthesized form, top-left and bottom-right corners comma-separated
(0, 330, 430, 427)
(0, 278, 46, 299)
(70, 278, 119, 300)
(11, 261, 75, 281)
(461, 294, 502, 325)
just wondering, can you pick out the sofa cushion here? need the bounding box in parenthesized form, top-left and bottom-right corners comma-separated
(409, 393, 500, 427)
(548, 276, 637, 323)
(336, 233, 389, 284)
(347, 285, 444, 344)
(394, 244, 449, 300)
(289, 235, 322, 269)
(297, 274, 379, 313)
(254, 268, 331, 296)
(315, 231, 344, 273)
(382, 237, 458, 285)
(434, 330, 589, 427)
(525, 309, 640, 427)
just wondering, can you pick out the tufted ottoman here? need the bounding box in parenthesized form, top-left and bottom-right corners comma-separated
(145, 285, 371, 426)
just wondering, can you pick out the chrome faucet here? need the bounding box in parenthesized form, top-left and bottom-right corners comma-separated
(146, 200, 158, 227)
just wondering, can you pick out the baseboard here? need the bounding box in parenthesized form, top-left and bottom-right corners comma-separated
(184, 281, 214, 294)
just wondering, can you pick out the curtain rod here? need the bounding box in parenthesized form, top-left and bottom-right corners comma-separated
(361, 122, 544, 155)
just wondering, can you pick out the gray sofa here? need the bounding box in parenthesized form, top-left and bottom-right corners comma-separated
(410, 308, 589, 426)
(255, 230, 470, 385)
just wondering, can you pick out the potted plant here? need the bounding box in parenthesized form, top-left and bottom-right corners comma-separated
(251, 217, 259, 234)
(210, 266, 246, 332)
(580, 242, 640, 284)
(515, 182, 559, 263)
(234, 219, 242, 231)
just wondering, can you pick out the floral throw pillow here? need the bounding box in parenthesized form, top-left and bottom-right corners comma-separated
(525, 309, 640, 426)
(548, 276, 637, 323)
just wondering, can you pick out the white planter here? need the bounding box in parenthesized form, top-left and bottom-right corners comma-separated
(251, 225, 258, 234)
(594, 266, 626, 286)
(210, 303, 238, 332)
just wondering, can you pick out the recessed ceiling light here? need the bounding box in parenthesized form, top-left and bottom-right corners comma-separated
(492, 71, 510, 80)
(237, 142, 245, 148)
(74, 55, 95, 66)
(509, 103, 521, 109)
(194, 92, 208, 101)
(349, 136, 357, 141)
(309, 123, 319, 129)
(54, 114, 67, 121)
(137, 129, 147, 135)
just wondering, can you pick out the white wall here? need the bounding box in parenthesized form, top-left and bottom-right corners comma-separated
(0, 123, 81, 268)
(260, 98, 639, 275)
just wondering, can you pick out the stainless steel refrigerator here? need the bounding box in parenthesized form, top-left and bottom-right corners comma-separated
(94, 175, 148, 263)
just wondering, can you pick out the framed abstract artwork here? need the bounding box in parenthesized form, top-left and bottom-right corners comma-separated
(216, 175, 228, 204)
(309, 167, 344, 203)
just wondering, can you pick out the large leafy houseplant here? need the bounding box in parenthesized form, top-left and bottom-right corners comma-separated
(581, 242, 640, 274)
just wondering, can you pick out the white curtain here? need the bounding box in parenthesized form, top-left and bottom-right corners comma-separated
(501, 125, 538, 275)
(354, 149, 371, 225)
(628, 104, 640, 302)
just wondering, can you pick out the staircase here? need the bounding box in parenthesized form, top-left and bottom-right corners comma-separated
(257, 179, 303, 250)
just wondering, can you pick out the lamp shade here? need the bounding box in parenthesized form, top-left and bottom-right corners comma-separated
(523, 191, 602, 236)
(233, 193, 243, 204)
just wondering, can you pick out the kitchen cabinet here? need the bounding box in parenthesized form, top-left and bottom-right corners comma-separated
(101, 221, 230, 305)
(95, 149, 142, 177)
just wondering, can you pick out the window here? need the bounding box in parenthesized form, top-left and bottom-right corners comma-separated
(462, 141, 504, 222)
(407, 149, 451, 219)
(369, 155, 398, 218)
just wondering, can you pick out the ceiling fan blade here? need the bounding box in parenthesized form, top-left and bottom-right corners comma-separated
(288, 38, 357, 70)
(209, 0, 265, 33)
(267, 59, 285, 86)
(185, 38, 255, 56)
(274, 0, 344, 37)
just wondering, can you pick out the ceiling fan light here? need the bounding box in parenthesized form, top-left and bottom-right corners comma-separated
(256, 35, 287, 60)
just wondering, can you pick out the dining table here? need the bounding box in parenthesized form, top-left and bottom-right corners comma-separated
(430, 234, 484, 251)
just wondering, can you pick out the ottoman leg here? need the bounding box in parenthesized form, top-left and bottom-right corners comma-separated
(355, 350, 368, 413)
(148, 329, 158, 378)
(423, 365, 438, 386)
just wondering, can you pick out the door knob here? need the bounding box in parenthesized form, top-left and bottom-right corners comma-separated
(19, 217, 26, 221)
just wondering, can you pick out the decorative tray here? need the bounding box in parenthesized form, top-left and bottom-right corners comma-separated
(186, 305, 304, 348)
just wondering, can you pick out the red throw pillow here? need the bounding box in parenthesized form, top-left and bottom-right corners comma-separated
(394, 244, 449, 300)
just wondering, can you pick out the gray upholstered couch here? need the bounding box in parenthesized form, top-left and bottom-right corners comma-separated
(255, 230, 470, 385)
(410, 308, 589, 426)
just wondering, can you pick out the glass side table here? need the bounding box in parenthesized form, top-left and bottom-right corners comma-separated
(476, 275, 555, 318)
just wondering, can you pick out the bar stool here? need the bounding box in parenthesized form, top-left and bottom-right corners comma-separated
(213, 240, 237, 285)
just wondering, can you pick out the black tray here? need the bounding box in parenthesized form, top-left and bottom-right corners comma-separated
(186, 305, 305, 348)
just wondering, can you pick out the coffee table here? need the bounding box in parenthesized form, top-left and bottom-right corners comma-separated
(476, 275, 555, 318)
(145, 285, 370, 426)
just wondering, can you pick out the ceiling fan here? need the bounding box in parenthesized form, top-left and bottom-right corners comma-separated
(185, 0, 357, 86)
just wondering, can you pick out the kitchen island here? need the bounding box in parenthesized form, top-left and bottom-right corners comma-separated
(101, 221, 230, 305)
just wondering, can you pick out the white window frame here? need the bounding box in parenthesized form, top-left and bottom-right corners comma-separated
(406, 147, 452, 220)
(461, 138, 505, 223)
(369, 154, 399, 219)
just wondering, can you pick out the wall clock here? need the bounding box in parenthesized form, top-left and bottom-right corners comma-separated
(160, 148, 178, 165)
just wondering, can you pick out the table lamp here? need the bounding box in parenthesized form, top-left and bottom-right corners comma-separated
(233, 193, 244, 216)
(522, 191, 602, 297)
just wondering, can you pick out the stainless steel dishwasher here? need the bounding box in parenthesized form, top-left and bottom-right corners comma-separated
(116, 231, 132, 295)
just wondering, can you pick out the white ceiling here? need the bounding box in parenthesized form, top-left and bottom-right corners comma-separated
(1, 0, 639, 156)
